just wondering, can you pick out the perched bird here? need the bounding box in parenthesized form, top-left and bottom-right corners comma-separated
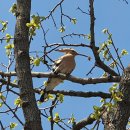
(40, 48, 89, 102)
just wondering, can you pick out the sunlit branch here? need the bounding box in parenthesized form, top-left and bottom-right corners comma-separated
(73, 115, 95, 130)
(0, 71, 121, 85)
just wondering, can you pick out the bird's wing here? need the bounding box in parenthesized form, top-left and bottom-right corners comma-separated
(45, 56, 64, 90)
(52, 56, 64, 73)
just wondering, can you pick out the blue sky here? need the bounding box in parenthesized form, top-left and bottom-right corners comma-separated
(0, 0, 130, 130)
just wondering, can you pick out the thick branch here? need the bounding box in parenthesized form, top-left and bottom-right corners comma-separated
(0, 71, 121, 85)
(51, 90, 111, 98)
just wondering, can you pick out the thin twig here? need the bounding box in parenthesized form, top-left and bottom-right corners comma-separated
(77, 7, 90, 15)
(2, 99, 23, 126)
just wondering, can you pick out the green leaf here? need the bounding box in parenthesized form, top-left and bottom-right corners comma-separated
(48, 94, 54, 100)
(0, 102, 3, 107)
(107, 39, 112, 45)
(103, 49, 109, 59)
(10, 122, 18, 130)
(54, 113, 60, 122)
(26, 22, 33, 27)
(102, 28, 108, 34)
(13, 79, 17, 83)
(100, 98, 105, 103)
(128, 121, 130, 125)
(87, 34, 91, 40)
(113, 83, 118, 87)
(29, 27, 36, 36)
(59, 26, 65, 33)
(48, 116, 52, 122)
(0, 93, 6, 101)
(68, 114, 75, 124)
(121, 49, 128, 56)
(90, 114, 95, 119)
(6, 33, 12, 43)
(93, 105, 100, 111)
(37, 100, 42, 105)
(6, 49, 11, 56)
(31, 16, 40, 26)
(109, 86, 117, 93)
(26, 14, 44, 36)
(102, 72, 108, 77)
(114, 95, 122, 102)
(9, 3, 17, 16)
(0, 20, 8, 32)
(40, 16, 46, 21)
(110, 62, 116, 68)
(57, 93, 64, 103)
(5, 44, 14, 49)
(43, 81, 48, 87)
(14, 97, 22, 107)
(71, 18, 77, 24)
(108, 33, 112, 40)
(33, 58, 40, 66)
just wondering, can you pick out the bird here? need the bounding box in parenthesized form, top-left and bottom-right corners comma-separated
(40, 48, 90, 102)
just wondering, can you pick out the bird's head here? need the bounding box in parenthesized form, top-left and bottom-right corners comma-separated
(55, 48, 78, 56)
(55, 48, 91, 60)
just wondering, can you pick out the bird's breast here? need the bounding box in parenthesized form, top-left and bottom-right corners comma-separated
(59, 59, 76, 74)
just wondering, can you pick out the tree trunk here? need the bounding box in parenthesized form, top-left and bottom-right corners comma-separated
(14, 0, 43, 130)
(102, 65, 130, 130)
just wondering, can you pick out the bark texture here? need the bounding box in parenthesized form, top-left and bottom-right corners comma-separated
(14, 0, 43, 130)
(102, 65, 130, 130)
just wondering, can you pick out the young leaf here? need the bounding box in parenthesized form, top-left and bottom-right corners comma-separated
(102, 28, 108, 34)
(9, 3, 17, 16)
(14, 97, 22, 107)
(10, 122, 18, 130)
(121, 49, 128, 56)
(54, 113, 60, 122)
(59, 26, 65, 33)
(71, 18, 77, 24)
(33, 58, 40, 66)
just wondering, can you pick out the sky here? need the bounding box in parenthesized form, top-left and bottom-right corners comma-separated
(0, 0, 130, 130)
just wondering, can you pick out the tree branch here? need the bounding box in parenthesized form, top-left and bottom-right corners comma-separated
(46, 0, 64, 19)
(72, 115, 95, 130)
(0, 78, 111, 99)
(50, 90, 111, 99)
(89, 0, 118, 76)
(0, 71, 121, 85)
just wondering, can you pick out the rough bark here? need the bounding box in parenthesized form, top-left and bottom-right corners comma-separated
(14, 0, 43, 130)
(102, 65, 130, 130)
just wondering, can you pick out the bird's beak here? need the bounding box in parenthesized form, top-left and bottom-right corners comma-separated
(77, 53, 91, 61)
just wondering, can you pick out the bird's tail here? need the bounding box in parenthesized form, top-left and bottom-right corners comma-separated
(40, 78, 63, 102)
(40, 92, 48, 102)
